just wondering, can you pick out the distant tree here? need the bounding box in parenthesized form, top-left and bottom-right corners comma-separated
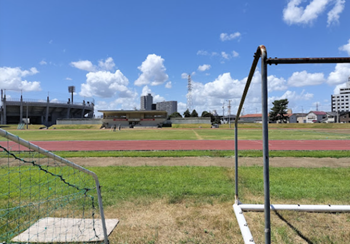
(269, 99, 289, 123)
(201, 111, 215, 123)
(201, 111, 209, 117)
(190, 109, 198, 117)
(183, 109, 191, 118)
(169, 112, 182, 119)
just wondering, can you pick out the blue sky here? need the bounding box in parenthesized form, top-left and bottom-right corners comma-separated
(1, 0, 350, 116)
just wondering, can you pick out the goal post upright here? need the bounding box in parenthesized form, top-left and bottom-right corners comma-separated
(233, 45, 350, 244)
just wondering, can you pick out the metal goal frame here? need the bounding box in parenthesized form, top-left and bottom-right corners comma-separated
(233, 45, 350, 244)
(0, 128, 109, 243)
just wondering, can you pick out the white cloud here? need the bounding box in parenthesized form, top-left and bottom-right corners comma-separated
(287, 70, 326, 87)
(140, 86, 165, 105)
(0, 67, 41, 91)
(232, 51, 239, 57)
(95, 92, 139, 112)
(220, 32, 241, 41)
(268, 90, 314, 113)
(198, 64, 211, 72)
(181, 73, 188, 79)
(80, 70, 130, 98)
(186, 70, 316, 115)
(279, 90, 314, 101)
(70, 60, 96, 72)
(221, 51, 239, 61)
(327, 0, 345, 26)
(197, 50, 209, 56)
(221, 52, 229, 60)
(268, 75, 288, 91)
(65, 77, 72, 81)
(177, 102, 188, 115)
(165, 81, 172, 88)
(98, 57, 115, 71)
(186, 72, 264, 115)
(39, 60, 47, 65)
(339, 39, 350, 56)
(153, 94, 165, 103)
(283, 0, 345, 26)
(333, 82, 346, 94)
(134, 54, 169, 86)
(70, 57, 115, 72)
(197, 50, 219, 56)
(141, 85, 152, 96)
(327, 63, 350, 85)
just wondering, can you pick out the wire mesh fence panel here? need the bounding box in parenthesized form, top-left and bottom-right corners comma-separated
(0, 130, 112, 243)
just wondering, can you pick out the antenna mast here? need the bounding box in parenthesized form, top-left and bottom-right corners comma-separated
(187, 74, 193, 111)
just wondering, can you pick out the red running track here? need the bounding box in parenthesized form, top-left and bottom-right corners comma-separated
(1, 140, 350, 151)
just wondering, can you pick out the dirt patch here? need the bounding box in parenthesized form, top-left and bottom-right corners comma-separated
(68, 157, 350, 168)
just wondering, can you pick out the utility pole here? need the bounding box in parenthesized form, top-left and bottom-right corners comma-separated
(228, 100, 232, 128)
(222, 102, 225, 123)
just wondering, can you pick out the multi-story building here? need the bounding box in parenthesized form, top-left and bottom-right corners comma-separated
(331, 77, 350, 112)
(140, 93, 153, 110)
(156, 101, 177, 116)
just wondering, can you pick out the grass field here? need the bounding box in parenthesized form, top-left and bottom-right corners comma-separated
(2, 164, 350, 243)
(1, 124, 350, 243)
(2, 126, 350, 141)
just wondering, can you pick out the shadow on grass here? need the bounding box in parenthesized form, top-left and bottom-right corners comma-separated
(274, 210, 314, 244)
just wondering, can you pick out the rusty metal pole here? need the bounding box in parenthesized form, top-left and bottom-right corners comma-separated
(234, 46, 264, 204)
(261, 47, 271, 244)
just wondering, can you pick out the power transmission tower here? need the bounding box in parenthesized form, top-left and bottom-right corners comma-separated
(187, 74, 193, 112)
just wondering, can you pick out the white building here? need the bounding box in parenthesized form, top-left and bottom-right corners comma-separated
(306, 111, 327, 123)
(140, 93, 153, 110)
(332, 77, 350, 112)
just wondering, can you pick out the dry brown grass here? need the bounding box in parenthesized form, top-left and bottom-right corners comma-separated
(106, 199, 241, 244)
(104, 198, 350, 244)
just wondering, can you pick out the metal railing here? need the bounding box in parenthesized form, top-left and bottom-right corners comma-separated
(233, 45, 350, 244)
(4, 97, 94, 106)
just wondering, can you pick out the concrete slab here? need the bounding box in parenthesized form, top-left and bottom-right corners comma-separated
(12, 217, 118, 243)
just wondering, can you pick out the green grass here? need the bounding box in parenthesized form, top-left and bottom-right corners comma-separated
(4, 149, 350, 159)
(3, 165, 348, 207)
(89, 166, 350, 205)
(52, 150, 350, 158)
(91, 166, 234, 206)
(171, 123, 212, 128)
(239, 166, 350, 204)
(2, 126, 350, 141)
